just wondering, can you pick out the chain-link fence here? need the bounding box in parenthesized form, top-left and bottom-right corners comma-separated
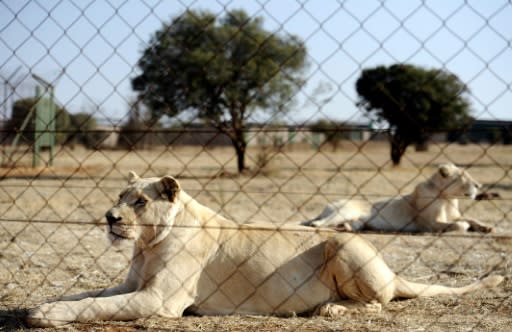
(1, 1, 511, 330)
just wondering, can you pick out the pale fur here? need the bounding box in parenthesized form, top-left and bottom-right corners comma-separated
(303, 163, 494, 233)
(27, 172, 503, 327)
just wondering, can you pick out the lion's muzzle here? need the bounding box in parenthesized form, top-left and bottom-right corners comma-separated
(106, 211, 122, 227)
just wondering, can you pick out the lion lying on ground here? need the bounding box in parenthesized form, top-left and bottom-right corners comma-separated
(303, 163, 494, 233)
(27, 172, 503, 327)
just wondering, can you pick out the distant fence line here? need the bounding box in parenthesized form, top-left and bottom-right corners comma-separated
(1, 119, 511, 150)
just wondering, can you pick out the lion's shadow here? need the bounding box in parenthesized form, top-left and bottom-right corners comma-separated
(0, 308, 27, 330)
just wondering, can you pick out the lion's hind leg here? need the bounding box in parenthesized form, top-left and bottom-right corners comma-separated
(464, 218, 495, 233)
(323, 236, 397, 306)
(308, 200, 369, 228)
(334, 218, 367, 232)
(314, 300, 381, 318)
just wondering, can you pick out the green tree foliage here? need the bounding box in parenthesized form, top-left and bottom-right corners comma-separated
(8, 97, 71, 144)
(132, 9, 307, 172)
(356, 64, 472, 165)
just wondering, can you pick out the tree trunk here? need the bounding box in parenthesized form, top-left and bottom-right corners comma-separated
(228, 133, 247, 174)
(390, 135, 409, 165)
(235, 142, 246, 173)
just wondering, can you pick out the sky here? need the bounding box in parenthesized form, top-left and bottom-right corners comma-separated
(1, 0, 511, 126)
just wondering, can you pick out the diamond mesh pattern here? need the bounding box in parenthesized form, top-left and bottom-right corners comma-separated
(0, 1, 511, 330)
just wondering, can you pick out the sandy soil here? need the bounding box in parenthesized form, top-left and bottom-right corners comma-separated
(0, 142, 511, 331)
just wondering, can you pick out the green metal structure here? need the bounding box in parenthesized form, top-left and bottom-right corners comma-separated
(33, 85, 55, 167)
(9, 75, 56, 167)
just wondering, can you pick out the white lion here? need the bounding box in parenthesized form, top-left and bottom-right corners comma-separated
(27, 171, 503, 327)
(303, 163, 494, 233)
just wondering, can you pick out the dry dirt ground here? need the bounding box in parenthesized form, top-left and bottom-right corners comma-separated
(0, 142, 511, 331)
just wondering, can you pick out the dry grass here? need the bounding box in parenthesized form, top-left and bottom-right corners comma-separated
(0, 142, 511, 331)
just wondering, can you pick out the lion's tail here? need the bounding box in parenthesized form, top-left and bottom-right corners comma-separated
(394, 275, 503, 298)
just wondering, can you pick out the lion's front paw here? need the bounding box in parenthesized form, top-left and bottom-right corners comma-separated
(26, 302, 74, 327)
(471, 224, 495, 233)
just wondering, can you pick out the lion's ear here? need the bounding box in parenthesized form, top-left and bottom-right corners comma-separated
(439, 164, 454, 178)
(128, 171, 139, 184)
(156, 176, 180, 202)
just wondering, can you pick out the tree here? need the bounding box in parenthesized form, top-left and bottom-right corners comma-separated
(356, 64, 472, 165)
(8, 97, 71, 144)
(132, 9, 307, 173)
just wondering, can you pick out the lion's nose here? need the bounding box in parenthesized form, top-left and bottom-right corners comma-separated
(106, 211, 122, 226)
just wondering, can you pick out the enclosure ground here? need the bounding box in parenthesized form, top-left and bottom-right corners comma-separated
(1, 143, 511, 331)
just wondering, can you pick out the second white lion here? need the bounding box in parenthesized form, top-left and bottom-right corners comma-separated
(303, 163, 494, 233)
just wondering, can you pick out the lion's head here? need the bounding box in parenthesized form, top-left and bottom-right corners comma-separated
(431, 163, 482, 199)
(105, 171, 181, 247)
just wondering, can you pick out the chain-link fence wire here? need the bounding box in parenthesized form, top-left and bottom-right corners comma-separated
(1, 0, 511, 330)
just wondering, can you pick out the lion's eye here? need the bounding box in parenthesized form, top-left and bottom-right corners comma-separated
(134, 198, 146, 208)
